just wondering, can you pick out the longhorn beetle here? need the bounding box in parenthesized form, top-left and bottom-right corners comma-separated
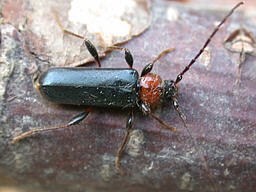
(9, 2, 243, 187)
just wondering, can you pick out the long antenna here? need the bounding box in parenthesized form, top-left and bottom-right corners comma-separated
(174, 2, 244, 85)
(172, 98, 218, 192)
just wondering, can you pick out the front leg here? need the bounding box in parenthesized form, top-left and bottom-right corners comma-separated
(137, 102, 179, 133)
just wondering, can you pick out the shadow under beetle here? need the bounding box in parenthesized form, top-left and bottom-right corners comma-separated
(9, 1, 243, 181)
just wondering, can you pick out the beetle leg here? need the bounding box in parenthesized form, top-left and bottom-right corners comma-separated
(138, 102, 179, 132)
(83, 39, 101, 67)
(106, 46, 134, 69)
(68, 107, 93, 125)
(53, 9, 84, 40)
(8, 107, 93, 144)
(116, 109, 134, 174)
(54, 10, 101, 68)
(141, 48, 175, 77)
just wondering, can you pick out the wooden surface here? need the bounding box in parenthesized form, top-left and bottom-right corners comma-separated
(1, 0, 256, 192)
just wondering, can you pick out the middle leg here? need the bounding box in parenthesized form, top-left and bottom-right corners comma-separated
(141, 48, 175, 77)
(116, 108, 134, 174)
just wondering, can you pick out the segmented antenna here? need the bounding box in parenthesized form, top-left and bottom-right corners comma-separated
(172, 98, 218, 192)
(174, 2, 244, 85)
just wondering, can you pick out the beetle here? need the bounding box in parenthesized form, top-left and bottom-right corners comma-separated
(9, 2, 243, 178)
